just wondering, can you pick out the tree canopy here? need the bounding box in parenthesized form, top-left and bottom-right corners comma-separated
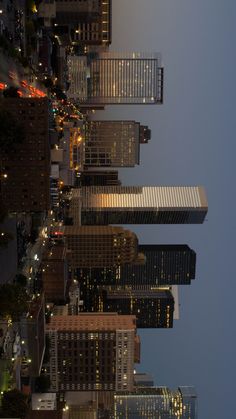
(15, 273, 28, 287)
(0, 389, 29, 418)
(0, 283, 29, 320)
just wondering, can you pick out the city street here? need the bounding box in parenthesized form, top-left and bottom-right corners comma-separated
(0, 50, 46, 97)
(20, 212, 57, 291)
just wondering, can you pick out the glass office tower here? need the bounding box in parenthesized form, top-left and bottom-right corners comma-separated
(80, 185, 208, 225)
(114, 386, 197, 418)
(88, 52, 163, 104)
(67, 52, 163, 104)
(119, 244, 196, 287)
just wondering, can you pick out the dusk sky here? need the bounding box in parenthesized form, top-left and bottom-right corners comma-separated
(96, 1, 236, 418)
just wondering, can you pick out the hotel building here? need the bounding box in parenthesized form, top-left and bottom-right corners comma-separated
(61, 225, 140, 269)
(46, 313, 140, 392)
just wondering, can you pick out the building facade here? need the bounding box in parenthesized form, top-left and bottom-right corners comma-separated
(119, 244, 196, 287)
(0, 98, 50, 212)
(67, 52, 163, 104)
(80, 186, 208, 225)
(46, 313, 139, 392)
(87, 51, 163, 104)
(102, 289, 174, 328)
(80, 170, 121, 186)
(61, 225, 140, 269)
(113, 386, 197, 418)
(54, 0, 112, 46)
(83, 121, 150, 168)
(41, 244, 68, 303)
(134, 373, 154, 388)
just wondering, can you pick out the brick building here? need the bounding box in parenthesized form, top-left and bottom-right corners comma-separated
(46, 313, 140, 392)
(0, 98, 50, 212)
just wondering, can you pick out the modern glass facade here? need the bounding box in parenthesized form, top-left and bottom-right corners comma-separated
(84, 120, 142, 167)
(87, 52, 163, 104)
(119, 245, 196, 287)
(103, 289, 174, 328)
(114, 386, 197, 418)
(80, 186, 208, 225)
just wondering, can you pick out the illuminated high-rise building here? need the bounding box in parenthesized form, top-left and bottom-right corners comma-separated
(87, 51, 163, 104)
(80, 170, 121, 186)
(83, 121, 151, 168)
(51, 0, 112, 47)
(59, 225, 141, 269)
(79, 186, 208, 225)
(114, 386, 197, 418)
(67, 52, 163, 104)
(119, 245, 196, 287)
(46, 313, 140, 392)
(103, 289, 174, 328)
(0, 98, 50, 212)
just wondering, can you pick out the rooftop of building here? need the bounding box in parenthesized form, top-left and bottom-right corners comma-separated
(46, 313, 137, 332)
(31, 393, 57, 411)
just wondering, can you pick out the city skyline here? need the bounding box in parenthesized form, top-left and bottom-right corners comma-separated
(0, 0, 233, 417)
(99, 1, 235, 418)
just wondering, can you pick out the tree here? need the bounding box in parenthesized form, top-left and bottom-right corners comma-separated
(15, 273, 27, 287)
(0, 283, 29, 320)
(0, 389, 29, 418)
(0, 108, 25, 153)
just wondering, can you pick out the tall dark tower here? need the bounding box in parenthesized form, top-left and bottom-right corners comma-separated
(80, 289, 175, 329)
(119, 245, 196, 287)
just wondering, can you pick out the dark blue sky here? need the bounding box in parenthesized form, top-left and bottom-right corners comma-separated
(96, 1, 236, 418)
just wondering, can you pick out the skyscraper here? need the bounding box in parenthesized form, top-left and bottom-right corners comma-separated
(80, 186, 208, 225)
(83, 121, 150, 168)
(0, 98, 50, 212)
(51, 0, 112, 47)
(80, 170, 121, 186)
(88, 51, 163, 104)
(60, 225, 141, 269)
(67, 52, 163, 104)
(114, 386, 197, 418)
(119, 245, 196, 287)
(41, 243, 68, 303)
(103, 289, 174, 328)
(46, 313, 140, 392)
(134, 373, 154, 388)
